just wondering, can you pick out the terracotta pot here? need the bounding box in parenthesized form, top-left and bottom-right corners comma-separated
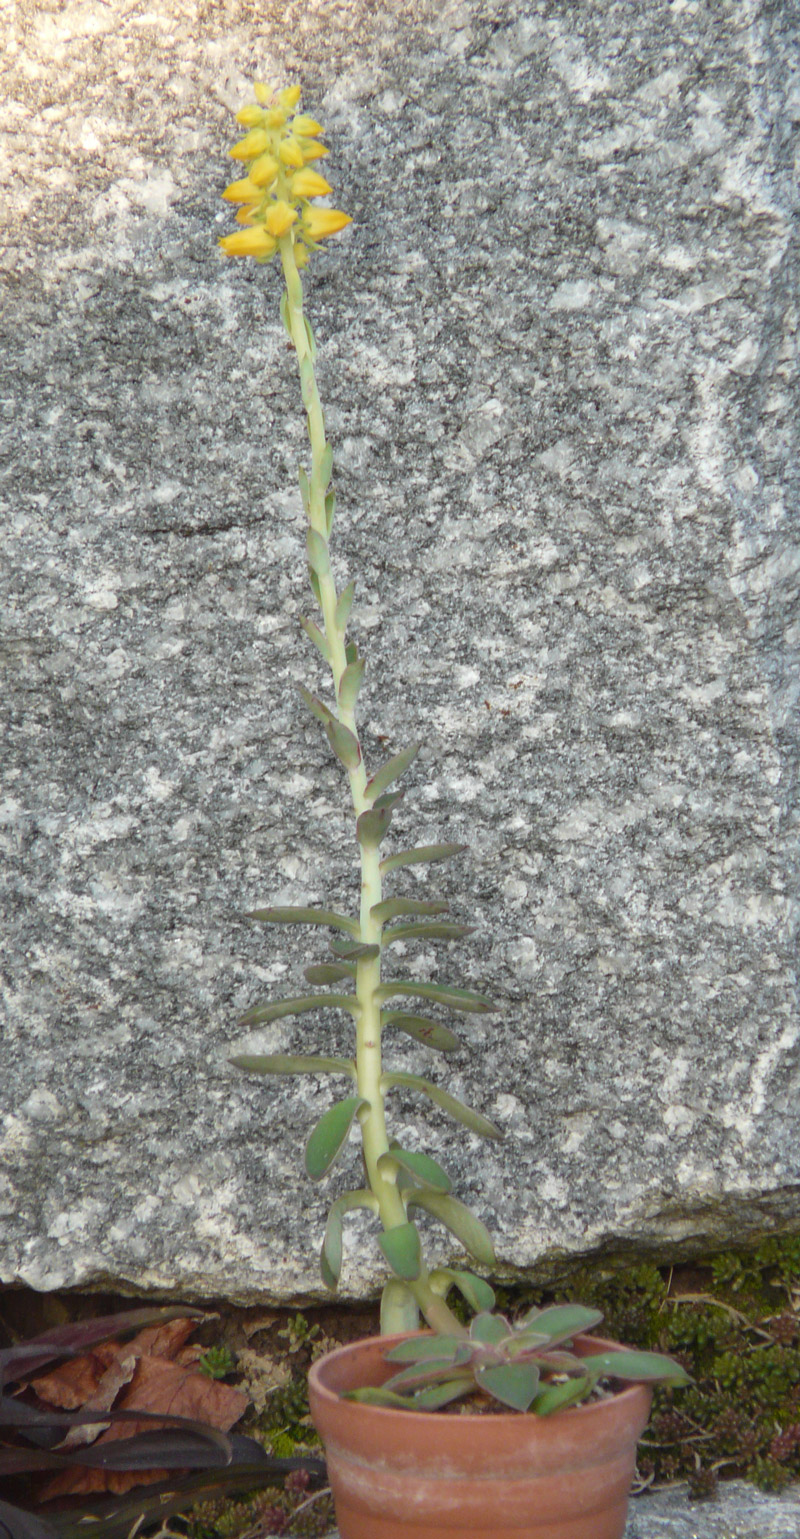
(308, 1331, 652, 1539)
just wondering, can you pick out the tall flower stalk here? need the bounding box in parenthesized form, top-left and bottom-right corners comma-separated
(220, 84, 502, 1337)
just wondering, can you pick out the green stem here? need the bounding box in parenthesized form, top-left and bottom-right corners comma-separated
(279, 238, 463, 1338)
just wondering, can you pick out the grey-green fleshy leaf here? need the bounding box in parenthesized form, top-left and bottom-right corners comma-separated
(383, 1071, 502, 1140)
(381, 1012, 461, 1053)
(380, 843, 467, 875)
(279, 289, 291, 337)
(384, 1336, 466, 1366)
(375, 980, 493, 1013)
(230, 1053, 356, 1079)
(470, 1311, 510, 1345)
(319, 441, 333, 489)
(304, 961, 355, 985)
(305, 1096, 368, 1182)
(238, 993, 359, 1026)
(476, 1361, 540, 1412)
(298, 684, 333, 726)
(246, 906, 358, 936)
(406, 1190, 495, 1265)
(329, 937, 380, 961)
(377, 1147, 451, 1193)
(378, 1221, 422, 1281)
(338, 657, 365, 712)
(324, 488, 336, 535)
(335, 580, 355, 632)
(321, 1189, 379, 1289)
(521, 1303, 604, 1345)
(582, 1349, 691, 1385)
(372, 789, 405, 813)
(382, 922, 476, 946)
(307, 527, 330, 578)
(325, 718, 361, 770)
(308, 565, 322, 607)
(300, 615, 331, 663)
(430, 1269, 496, 1313)
(365, 743, 420, 803)
(298, 464, 311, 515)
(356, 806, 393, 848)
(533, 1375, 592, 1416)
(371, 898, 449, 923)
(345, 639, 358, 664)
(303, 315, 317, 361)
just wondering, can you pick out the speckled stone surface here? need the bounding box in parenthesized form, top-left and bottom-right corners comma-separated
(322, 1479, 800, 1537)
(1, 0, 798, 1303)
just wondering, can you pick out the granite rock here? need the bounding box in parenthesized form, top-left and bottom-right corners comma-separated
(1, 0, 798, 1302)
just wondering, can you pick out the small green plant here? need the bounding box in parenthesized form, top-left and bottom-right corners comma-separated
(218, 83, 687, 1408)
(200, 1343, 238, 1379)
(345, 1304, 689, 1413)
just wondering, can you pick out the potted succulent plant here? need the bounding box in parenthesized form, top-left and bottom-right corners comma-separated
(217, 84, 689, 1539)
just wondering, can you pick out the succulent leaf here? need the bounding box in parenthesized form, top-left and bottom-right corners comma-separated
(377, 1147, 451, 1193)
(429, 1269, 496, 1313)
(304, 961, 355, 984)
(297, 684, 333, 725)
(380, 842, 466, 875)
(581, 1349, 691, 1386)
(246, 906, 358, 936)
(380, 1280, 421, 1334)
(364, 743, 420, 803)
(237, 993, 359, 1026)
(338, 656, 365, 711)
(356, 805, 393, 847)
(378, 1221, 422, 1281)
(306, 527, 330, 577)
(406, 1191, 495, 1266)
(321, 1189, 379, 1289)
(319, 441, 333, 488)
(371, 897, 449, 923)
(325, 718, 361, 769)
(329, 937, 381, 961)
(376, 980, 493, 1013)
(382, 922, 476, 945)
(334, 580, 355, 632)
(325, 488, 336, 535)
(299, 614, 332, 663)
(230, 1053, 356, 1078)
(382, 1072, 502, 1140)
(476, 1361, 541, 1412)
(305, 1096, 368, 1181)
(303, 315, 317, 361)
(469, 1311, 510, 1346)
(532, 1375, 592, 1416)
(521, 1303, 604, 1344)
(381, 1008, 462, 1054)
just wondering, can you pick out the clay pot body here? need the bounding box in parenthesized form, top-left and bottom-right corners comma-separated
(308, 1332, 652, 1539)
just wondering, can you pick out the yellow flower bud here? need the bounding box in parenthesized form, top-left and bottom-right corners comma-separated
(278, 136, 305, 169)
(253, 81, 272, 105)
(265, 107, 286, 129)
(291, 114, 323, 137)
(289, 169, 332, 200)
(218, 226, 277, 258)
(235, 206, 257, 224)
(299, 140, 329, 163)
(249, 154, 280, 188)
(302, 207, 352, 240)
(265, 199, 298, 237)
(229, 128, 270, 161)
(235, 104, 265, 128)
(222, 177, 263, 203)
(294, 244, 310, 268)
(279, 85, 302, 111)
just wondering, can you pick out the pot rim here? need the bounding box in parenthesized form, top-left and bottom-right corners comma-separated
(308, 1329, 652, 1425)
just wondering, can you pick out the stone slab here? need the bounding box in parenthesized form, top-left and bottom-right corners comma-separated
(1, 0, 798, 1302)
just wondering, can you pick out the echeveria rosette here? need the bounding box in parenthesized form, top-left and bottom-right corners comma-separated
(344, 1304, 692, 1415)
(218, 83, 351, 266)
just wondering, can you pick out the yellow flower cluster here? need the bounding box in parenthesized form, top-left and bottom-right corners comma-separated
(218, 83, 351, 264)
